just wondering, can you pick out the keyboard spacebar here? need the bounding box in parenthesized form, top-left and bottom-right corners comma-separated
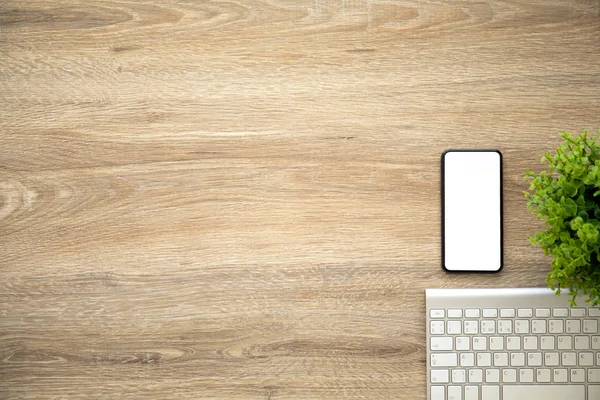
(503, 385, 584, 400)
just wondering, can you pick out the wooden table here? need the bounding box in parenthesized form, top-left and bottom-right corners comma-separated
(1, 1, 599, 398)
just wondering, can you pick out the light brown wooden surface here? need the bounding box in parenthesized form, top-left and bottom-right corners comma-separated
(1, 0, 600, 398)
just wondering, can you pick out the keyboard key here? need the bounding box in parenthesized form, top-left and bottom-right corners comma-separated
(553, 308, 569, 317)
(579, 352, 594, 366)
(590, 386, 600, 400)
(575, 335, 590, 350)
(452, 369, 466, 383)
(481, 385, 499, 400)
(431, 321, 445, 335)
(465, 386, 478, 400)
(502, 368, 516, 383)
(557, 336, 572, 350)
(549, 319, 564, 334)
(589, 369, 600, 383)
(571, 308, 586, 317)
(448, 385, 461, 400)
(562, 352, 576, 366)
(503, 385, 584, 399)
(469, 369, 483, 383)
(483, 309, 497, 318)
(460, 353, 475, 367)
(553, 368, 568, 383)
(566, 320, 581, 333)
(431, 337, 453, 351)
(430, 309, 445, 318)
(448, 309, 463, 318)
(584, 319, 598, 334)
(544, 352, 559, 366)
(506, 336, 521, 350)
(431, 385, 445, 400)
(540, 336, 555, 350)
(527, 352, 542, 366)
(464, 321, 478, 334)
(473, 337, 487, 351)
(523, 336, 537, 350)
(535, 308, 550, 318)
(431, 369, 449, 383)
(497, 320, 512, 334)
(489, 337, 503, 351)
(519, 369, 534, 382)
(447, 321, 462, 335)
(455, 336, 469, 351)
(485, 369, 500, 383)
(571, 368, 585, 383)
(477, 352, 492, 367)
(480, 320, 495, 334)
(493, 352, 508, 367)
(536, 368, 551, 383)
(500, 308, 515, 318)
(510, 352, 525, 367)
(518, 309, 532, 318)
(593, 336, 600, 350)
(590, 307, 600, 317)
(514, 320, 529, 334)
(531, 319, 546, 334)
(465, 309, 480, 318)
(431, 353, 458, 367)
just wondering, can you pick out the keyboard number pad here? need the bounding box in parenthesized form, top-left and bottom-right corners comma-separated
(497, 320, 512, 334)
(464, 321, 478, 334)
(447, 321, 461, 335)
(515, 320, 529, 334)
(583, 319, 598, 334)
(480, 320, 495, 334)
(566, 320, 581, 333)
(531, 320, 546, 334)
(549, 319, 564, 334)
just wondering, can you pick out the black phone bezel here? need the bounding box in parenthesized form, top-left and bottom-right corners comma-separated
(441, 149, 503, 273)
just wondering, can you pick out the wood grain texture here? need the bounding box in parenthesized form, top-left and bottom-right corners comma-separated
(1, 0, 599, 398)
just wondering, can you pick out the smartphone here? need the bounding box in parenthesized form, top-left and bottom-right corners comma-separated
(442, 149, 503, 272)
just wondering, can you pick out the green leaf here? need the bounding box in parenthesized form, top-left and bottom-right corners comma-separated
(578, 211, 589, 221)
(559, 232, 571, 243)
(524, 130, 600, 306)
(563, 182, 578, 197)
(564, 198, 578, 217)
(571, 217, 584, 230)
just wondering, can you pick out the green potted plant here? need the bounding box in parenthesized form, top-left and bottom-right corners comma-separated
(524, 130, 600, 306)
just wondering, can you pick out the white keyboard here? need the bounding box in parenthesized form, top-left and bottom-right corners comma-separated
(426, 288, 600, 400)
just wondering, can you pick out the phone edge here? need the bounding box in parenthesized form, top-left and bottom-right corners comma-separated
(441, 149, 503, 273)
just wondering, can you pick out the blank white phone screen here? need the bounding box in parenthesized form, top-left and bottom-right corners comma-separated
(443, 151, 502, 271)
